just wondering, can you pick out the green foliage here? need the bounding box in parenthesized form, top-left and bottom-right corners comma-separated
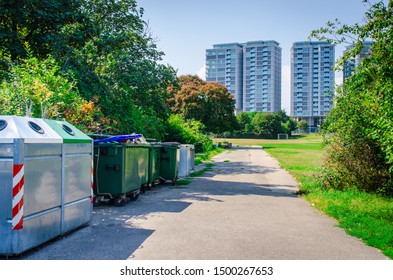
(0, 0, 86, 60)
(236, 112, 253, 134)
(0, 52, 107, 133)
(233, 110, 296, 138)
(311, 0, 393, 196)
(252, 112, 280, 137)
(166, 114, 213, 153)
(59, 0, 178, 136)
(0, 0, 178, 139)
(297, 120, 308, 131)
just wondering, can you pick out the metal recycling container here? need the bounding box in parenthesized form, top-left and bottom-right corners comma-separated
(178, 144, 195, 177)
(159, 142, 180, 183)
(147, 144, 162, 188)
(93, 143, 149, 206)
(0, 116, 65, 256)
(43, 119, 93, 233)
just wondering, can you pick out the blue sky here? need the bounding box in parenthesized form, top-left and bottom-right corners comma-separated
(137, 0, 375, 112)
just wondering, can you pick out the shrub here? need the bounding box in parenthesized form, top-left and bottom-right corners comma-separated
(165, 114, 213, 153)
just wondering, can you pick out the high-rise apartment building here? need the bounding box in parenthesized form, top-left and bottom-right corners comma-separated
(343, 41, 372, 81)
(206, 43, 243, 113)
(290, 41, 335, 129)
(243, 41, 281, 113)
(205, 41, 282, 114)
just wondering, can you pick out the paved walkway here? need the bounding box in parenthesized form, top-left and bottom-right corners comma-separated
(129, 146, 387, 260)
(18, 146, 387, 260)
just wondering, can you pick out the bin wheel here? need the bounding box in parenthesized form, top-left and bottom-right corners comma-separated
(130, 192, 139, 201)
(113, 196, 126, 207)
(93, 196, 102, 207)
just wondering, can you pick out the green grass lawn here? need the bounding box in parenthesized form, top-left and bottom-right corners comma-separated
(218, 134, 393, 259)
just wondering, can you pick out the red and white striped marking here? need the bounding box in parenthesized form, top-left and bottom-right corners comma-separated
(90, 158, 94, 203)
(12, 164, 24, 230)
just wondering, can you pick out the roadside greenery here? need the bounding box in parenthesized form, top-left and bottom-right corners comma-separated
(165, 114, 213, 153)
(311, 0, 393, 196)
(0, 50, 107, 132)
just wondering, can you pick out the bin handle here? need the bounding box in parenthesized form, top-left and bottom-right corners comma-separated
(105, 164, 120, 171)
(41, 101, 47, 119)
(25, 98, 33, 117)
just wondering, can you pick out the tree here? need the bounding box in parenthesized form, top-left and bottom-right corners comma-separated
(297, 120, 308, 132)
(275, 109, 296, 135)
(170, 75, 238, 134)
(0, 0, 87, 60)
(0, 0, 178, 140)
(311, 0, 393, 195)
(251, 112, 281, 138)
(236, 112, 253, 134)
(235, 110, 295, 138)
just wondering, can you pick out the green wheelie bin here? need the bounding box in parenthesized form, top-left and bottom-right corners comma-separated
(133, 144, 150, 192)
(159, 142, 180, 184)
(93, 143, 147, 206)
(146, 144, 162, 189)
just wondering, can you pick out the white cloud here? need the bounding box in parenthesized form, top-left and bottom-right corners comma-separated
(197, 65, 206, 80)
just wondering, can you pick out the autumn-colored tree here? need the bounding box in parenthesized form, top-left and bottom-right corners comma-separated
(169, 75, 237, 134)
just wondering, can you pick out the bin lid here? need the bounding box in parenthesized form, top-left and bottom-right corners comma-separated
(44, 119, 92, 143)
(160, 142, 181, 147)
(93, 134, 143, 144)
(0, 116, 63, 144)
(180, 144, 194, 148)
(94, 142, 150, 148)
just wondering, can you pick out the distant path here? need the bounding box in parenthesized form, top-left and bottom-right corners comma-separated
(130, 146, 387, 259)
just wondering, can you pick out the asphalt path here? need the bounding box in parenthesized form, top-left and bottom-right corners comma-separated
(15, 146, 387, 260)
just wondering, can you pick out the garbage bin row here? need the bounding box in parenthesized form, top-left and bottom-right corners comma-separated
(92, 141, 195, 207)
(0, 115, 195, 256)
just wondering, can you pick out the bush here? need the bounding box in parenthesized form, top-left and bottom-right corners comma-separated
(311, 0, 393, 197)
(165, 114, 213, 153)
(0, 53, 107, 133)
(320, 69, 393, 196)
